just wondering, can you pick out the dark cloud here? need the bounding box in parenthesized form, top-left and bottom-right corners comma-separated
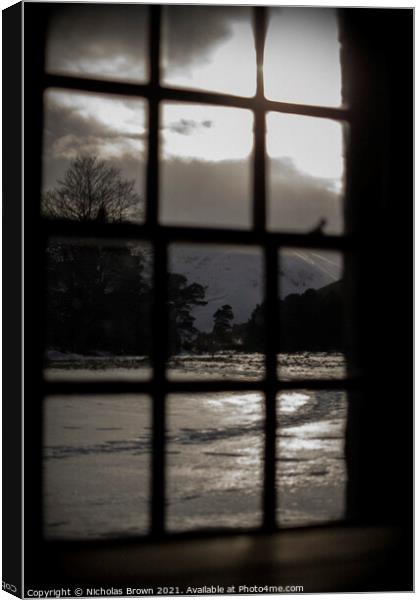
(167, 118, 214, 136)
(43, 98, 342, 234)
(162, 6, 250, 73)
(160, 159, 251, 229)
(44, 154, 341, 235)
(46, 4, 149, 81)
(160, 158, 342, 234)
(42, 97, 146, 198)
(46, 4, 251, 81)
(268, 158, 343, 234)
(44, 96, 145, 147)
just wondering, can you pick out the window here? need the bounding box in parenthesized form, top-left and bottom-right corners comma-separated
(38, 4, 352, 540)
(23, 3, 413, 592)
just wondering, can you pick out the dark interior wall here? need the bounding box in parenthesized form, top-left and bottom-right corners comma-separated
(342, 9, 413, 531)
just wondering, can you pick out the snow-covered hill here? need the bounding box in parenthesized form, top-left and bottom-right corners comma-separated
(171, 246, 342, 331)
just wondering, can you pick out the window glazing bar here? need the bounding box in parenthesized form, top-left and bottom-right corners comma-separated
(43, 73, 350, 123)
(145, 5, 167, 537)
(42, 220, 351, 251)
(43, 377, 362, 397)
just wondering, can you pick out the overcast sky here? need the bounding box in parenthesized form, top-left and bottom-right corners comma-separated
(44, 5, 344, 234)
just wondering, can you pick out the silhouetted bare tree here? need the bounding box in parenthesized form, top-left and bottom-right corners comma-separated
(43, 154, 140, 222)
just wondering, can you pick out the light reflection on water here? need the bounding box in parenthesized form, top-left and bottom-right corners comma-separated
(279, 391, 310, 413)
(277, 388, 347, 527)
(43, 353, 347, 538)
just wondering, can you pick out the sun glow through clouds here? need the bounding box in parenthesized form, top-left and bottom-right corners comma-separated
(264, 8, 342, 107)
(44, 6, 345, 233)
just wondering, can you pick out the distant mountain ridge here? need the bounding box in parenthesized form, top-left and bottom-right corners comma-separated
(171, 246, 342, 331)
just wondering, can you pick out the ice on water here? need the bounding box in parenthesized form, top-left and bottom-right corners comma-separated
(44, 353, 347, 539)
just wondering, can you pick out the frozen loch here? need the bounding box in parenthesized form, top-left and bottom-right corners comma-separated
(44, 353, 347, 539)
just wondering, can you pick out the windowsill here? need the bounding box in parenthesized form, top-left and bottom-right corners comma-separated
(34, 525, 411, 593)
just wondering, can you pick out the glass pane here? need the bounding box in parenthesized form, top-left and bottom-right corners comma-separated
(277, 389, 347, 526)
(43, 89, 147, 224)
(167, 244, 264, 380)
(44, 239, 152, 381)
(46, 4, 149, 83)
(160, 103, 253, 229)
(167, 392, 263, 531)
(267, 113, 345, 235)
(264, 8, 342, 107)
(162, 6, 256, 97)
(278, 249, 345, 380)
(44, 395, 150, 539)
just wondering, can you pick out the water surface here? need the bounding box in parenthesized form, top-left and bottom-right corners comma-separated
(44, 352, 347, 539)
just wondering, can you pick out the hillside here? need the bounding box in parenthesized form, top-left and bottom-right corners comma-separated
(171, 246, 342, 331)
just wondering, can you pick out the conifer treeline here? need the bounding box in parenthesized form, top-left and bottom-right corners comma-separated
(46, 243, 343, 357)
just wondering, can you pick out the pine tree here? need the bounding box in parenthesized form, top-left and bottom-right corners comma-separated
(212, 304, 234, 349)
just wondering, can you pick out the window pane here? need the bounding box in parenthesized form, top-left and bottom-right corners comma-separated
(162, 6, 256, 97)
(277, 390, 347, 526)
(278, 249, 346, 380)
(160, 103, 253, 229)
(46, 4, 149, 83)
(44, 239, 152, 381)
(267, 113, 345, 235)
(167, 393, 263, 531)
(44, 395, 150, 540)
(264, 8, 342, 107)
(43, 89, 147, 224)
(167, 244, 264, 381)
